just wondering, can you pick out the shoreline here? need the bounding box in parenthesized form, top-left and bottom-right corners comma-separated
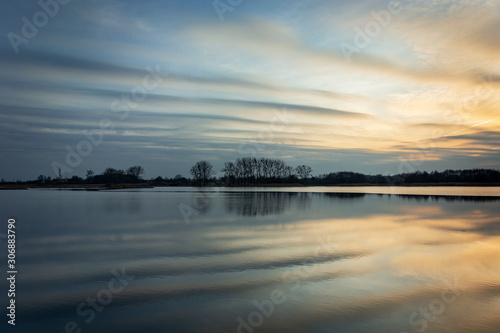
(1, 182, 500, 190)
(0, 183, 155, 190)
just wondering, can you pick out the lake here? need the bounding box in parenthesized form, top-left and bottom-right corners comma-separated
(1, 187, 500, 333)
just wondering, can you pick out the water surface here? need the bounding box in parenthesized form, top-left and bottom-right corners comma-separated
(1, 187, 499, 332)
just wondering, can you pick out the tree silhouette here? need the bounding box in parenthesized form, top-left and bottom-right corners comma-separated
(127, 165, 144, 182)
(86, 170, 94, 183)
(296, 165, 312, 184)
(190, 161, 214, 186)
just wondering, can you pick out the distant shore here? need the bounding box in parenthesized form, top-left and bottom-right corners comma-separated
(2, 182, 500, 190)
(0, 183, 155, 190)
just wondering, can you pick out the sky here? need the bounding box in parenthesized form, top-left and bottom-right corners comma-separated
(0, 0, 499, 180)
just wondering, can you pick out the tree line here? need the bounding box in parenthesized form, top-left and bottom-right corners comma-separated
(188, 157, 312, 186)
(189, 159, 500, 186)
(8, 160, 500, 186)
(32, 165, 146, 185)
(316, 169, 500, 185)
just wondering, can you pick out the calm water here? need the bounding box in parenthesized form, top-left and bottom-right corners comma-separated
(1, 187, 500, 333)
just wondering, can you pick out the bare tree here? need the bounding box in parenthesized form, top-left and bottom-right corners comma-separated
(261, 157, 271, 181)
(222, 161, 236, 185)
(242, 157, 253, 184)
(221, 157, 304, 185)
(190, 160, 214, 186)
(86, 170, 94, 183)
(284, 165, 295, 180)
(296, 165, 312, 184)
(235, 158, 244, 185)
(275, 159, 286, 180)
(101, 168, 126, 183)
(127, 165, 144, 181)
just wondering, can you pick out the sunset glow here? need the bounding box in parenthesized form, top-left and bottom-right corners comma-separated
(1, 0, 499, 179)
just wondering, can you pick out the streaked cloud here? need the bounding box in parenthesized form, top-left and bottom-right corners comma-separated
(0, 0, 499, 179)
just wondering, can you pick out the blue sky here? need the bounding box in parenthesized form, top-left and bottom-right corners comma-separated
(1, 0, 499, 180)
